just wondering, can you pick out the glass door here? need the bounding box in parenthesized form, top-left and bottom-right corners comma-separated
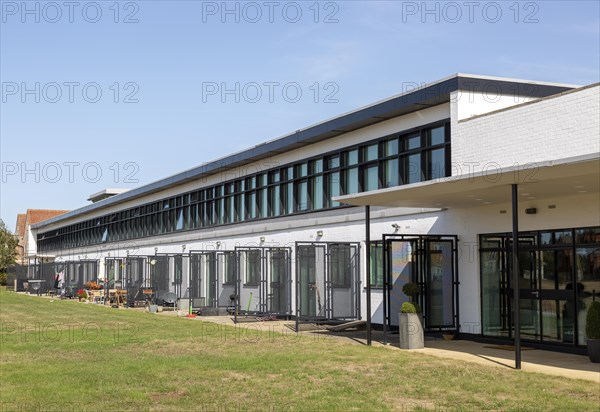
(297, 245, 326, 318)
(385, 235, 459, 330)
(150, 256, 169, 302)
(424, 240, 455, 329)
(507, 236, 540, 340)
(539, 248, 575, 343)
(268, 248, 290, 314)
(387, 239, 417, 327)
(189, 252, 217, 308)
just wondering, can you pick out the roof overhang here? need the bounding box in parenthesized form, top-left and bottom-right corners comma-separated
(335, 154, 600, 209)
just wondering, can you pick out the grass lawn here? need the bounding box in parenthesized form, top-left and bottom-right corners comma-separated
(1, 289, 598, 411)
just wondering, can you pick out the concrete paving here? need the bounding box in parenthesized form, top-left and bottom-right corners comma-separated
(414, 339, 600, 382)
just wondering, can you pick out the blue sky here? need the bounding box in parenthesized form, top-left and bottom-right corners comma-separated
(1, 0, 599, 231)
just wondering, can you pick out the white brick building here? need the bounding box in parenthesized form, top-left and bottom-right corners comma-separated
(25, 74, 599, 353)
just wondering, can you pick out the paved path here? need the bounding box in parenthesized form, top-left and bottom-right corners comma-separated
(414, 339, 600, 382)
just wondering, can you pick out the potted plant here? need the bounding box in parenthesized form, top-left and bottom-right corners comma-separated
(399, 282, 424, 349)
(76, 289, 87, 302)
(586, 300, 600, 363)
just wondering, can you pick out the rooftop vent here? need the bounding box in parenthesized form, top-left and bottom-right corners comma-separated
(87, 188, 130, 203)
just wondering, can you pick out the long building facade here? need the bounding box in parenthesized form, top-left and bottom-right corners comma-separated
(25, 74, 600, 352)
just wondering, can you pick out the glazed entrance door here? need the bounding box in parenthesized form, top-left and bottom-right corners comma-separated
(296, 242, 360, 321)
(508, 236, 575, 343)
(538, 248, 576, 343)
(297, 244, 326, 318)
(267, 248, 290, 314)
(508, 239, 540, 341)
(189, 252, 217, 308)
(387, 239, 417, 327)
(424, 240, 455, 329)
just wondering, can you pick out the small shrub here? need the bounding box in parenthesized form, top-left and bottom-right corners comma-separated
(586, 301, 600, 340)
(402, 282, 420, 297)
(76, 289, 88, 299)
(401, 302, 417, 313)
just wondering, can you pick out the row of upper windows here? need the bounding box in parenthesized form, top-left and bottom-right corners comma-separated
(37, 120, 450, 251)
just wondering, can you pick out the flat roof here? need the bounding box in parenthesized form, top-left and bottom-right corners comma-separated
(33, 74, 577, 230)
(334, 154, 600, 209)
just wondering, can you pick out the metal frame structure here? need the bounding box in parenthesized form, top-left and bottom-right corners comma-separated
(23, 258, 100, 297)
(188, 250, 238, 311)
(26, 257, 59, 295)
(123, 256, 147, 307)
(294, 241, 361, 330)
(233, 246, 292, 323)
(382, 234, 459, 342)
(144, 253, 188, 308)
(103, 257, 124, 301)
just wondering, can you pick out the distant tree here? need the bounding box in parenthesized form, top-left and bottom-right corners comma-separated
(0, 219, 18, 272)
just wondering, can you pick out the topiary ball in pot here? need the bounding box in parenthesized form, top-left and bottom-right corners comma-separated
(402, 282, 420, 297)
(586, 301, 600, 339)
(586, 300, 600, 363)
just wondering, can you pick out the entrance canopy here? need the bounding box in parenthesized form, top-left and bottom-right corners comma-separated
(334, 154, 599, 209)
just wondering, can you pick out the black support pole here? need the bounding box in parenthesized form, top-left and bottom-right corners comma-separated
(511, 184, 521, 370)
(365, 205, 372, 346)
(383, 236, 388, 345)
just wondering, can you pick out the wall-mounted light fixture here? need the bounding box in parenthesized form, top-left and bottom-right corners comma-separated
(525, 208, 537, 215)
(154, 247, 158, 254)
(260, 236, 266, 243)
(182, 244, 186, 252)
(150, 259, 157, 266)
(316, 230, 323, 237)
(392, 223, 400, 232)
(216, 241, 221, 248)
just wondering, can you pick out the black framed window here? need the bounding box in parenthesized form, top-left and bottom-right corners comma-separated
(285, 182, 294, 214)
(370, 241, 384, 287)
(245, 250, 260, 285)
(223, 252, 236, 285)
(38, 120, 451, 251)
(296, 180, 309, 212)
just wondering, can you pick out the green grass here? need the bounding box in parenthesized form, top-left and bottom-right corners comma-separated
(1, 289, 598, 411)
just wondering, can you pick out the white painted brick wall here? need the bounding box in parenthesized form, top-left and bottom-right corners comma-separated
(452, 85, 600, 174)
(45, 190, 599, 328)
